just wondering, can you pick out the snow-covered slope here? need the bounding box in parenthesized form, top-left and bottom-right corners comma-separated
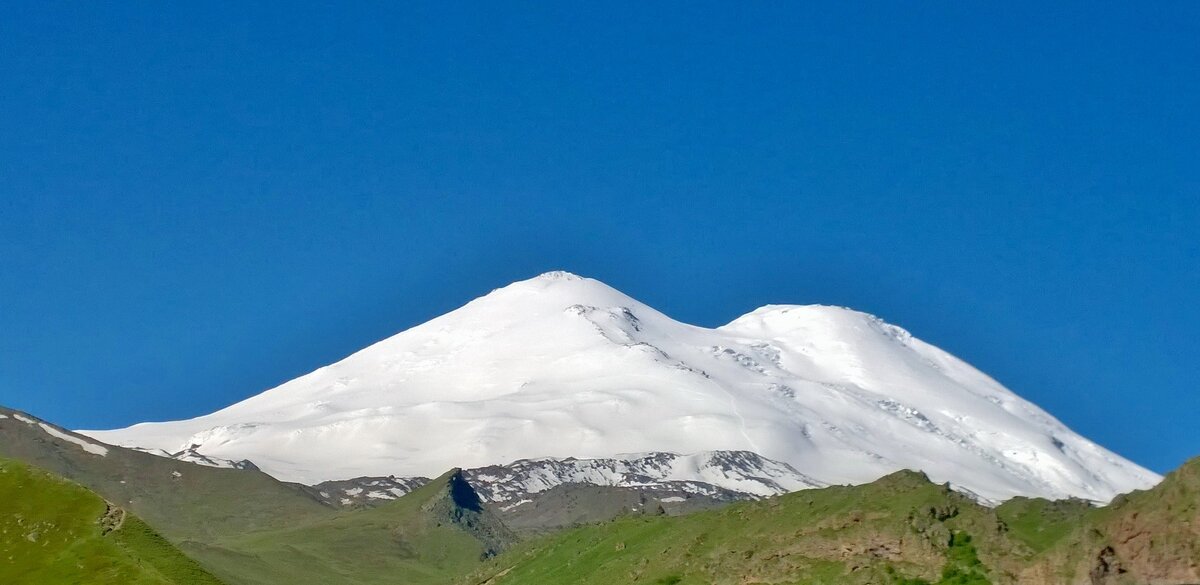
(81, 271, 1160, 503)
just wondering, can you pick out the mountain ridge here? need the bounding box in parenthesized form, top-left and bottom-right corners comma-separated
(4, 403, 1195, 585)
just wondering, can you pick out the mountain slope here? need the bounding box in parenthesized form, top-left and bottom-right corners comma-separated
(461, 468, 1017, 585)
(463, 456, 1200, 585)
(0, 407, 331, 543)
(83, 271, 1159, 502)
(0, 457, 224, 585)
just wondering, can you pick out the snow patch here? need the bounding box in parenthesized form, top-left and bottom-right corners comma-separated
(37, 423, 108, 456)
(499, 499, 532, 512)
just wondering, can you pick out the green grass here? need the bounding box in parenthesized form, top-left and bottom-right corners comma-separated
(0, 457, 224, 585)
(993, 497, 1089, 554)
(935, 532, 990, 585)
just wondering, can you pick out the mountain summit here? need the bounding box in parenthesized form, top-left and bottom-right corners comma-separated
(82, 272, 1159, 502)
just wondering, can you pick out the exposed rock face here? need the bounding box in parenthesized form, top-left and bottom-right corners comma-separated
(1088, 546, 1125, 584)
(98, 502, 125, 535)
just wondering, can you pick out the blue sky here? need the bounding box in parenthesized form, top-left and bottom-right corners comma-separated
(1, 3, 1196, 473)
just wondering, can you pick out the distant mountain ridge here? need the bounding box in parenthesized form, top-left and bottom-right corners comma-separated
(307, 450, 819, 514)
(82, 271, 1159, 503)
(3, 405, 1197, 585)
(463, 450, 824, 503)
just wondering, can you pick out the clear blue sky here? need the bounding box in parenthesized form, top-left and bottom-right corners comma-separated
(1, 3, 1196, 473)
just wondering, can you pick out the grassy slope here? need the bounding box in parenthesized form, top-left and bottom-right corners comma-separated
(465, 458, 1200, 585)
(0, 409, 509, 585)
(462, 470, 1015, 585)
(993, 496, 1090, 554)
(0, 457, 224, 585)
(186, 470, 513, 585)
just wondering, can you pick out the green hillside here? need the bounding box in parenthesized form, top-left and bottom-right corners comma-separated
(0, 457, 224, 585)
(461, 469, 1013, 585)
(1018, 457, 1200, 584)
(0, 408, 511, 585)
(462, 458, 1200, 585)
(0, 407, 332, 544)
(183, 469, 515, 585)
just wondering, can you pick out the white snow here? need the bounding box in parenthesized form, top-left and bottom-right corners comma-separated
(659, 497, 686, 503)
(499, 499, 533, 512)
(37, 423, 108, 456)
(13, 414, 36, 424)
(132, 447, 175, 458)
(80, 271, 1161, 503)
(0, 414, 8, 419)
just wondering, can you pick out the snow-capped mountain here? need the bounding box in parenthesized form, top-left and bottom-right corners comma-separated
(81, 271, 1160, 503)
